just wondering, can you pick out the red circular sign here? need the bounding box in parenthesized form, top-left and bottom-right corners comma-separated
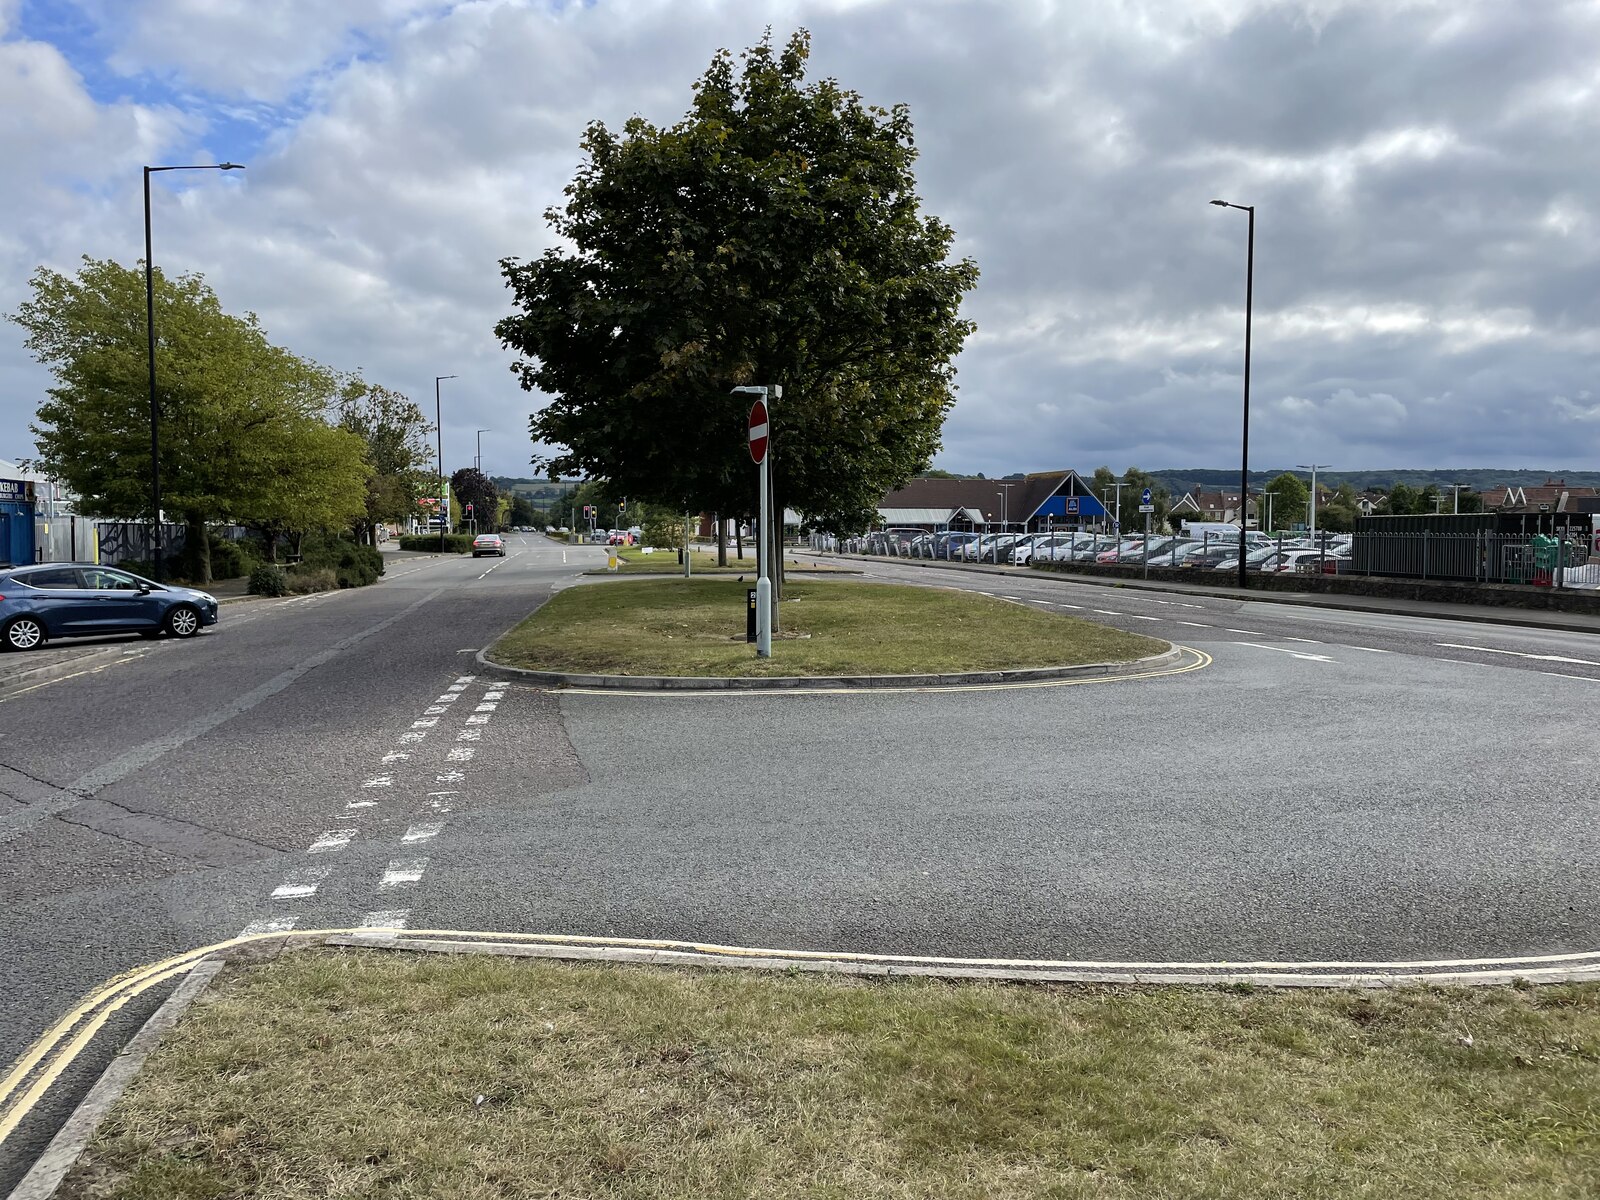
(748, 399, 769, 464)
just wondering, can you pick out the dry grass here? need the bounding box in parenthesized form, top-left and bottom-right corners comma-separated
(69, 952, 1600, 1199)
(491, 577, 1162, 677)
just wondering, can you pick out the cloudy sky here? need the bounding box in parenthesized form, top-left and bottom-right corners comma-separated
(2, 0, 1597, 481)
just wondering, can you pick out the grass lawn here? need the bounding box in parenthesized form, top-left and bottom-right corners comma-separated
(72, 951, 1600, 1199)
(491, 577, 1163, 677)
(590, 549, 847, 574)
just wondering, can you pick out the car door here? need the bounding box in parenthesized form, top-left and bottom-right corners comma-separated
(11, 566, 94, 633)
(80, 566, 164, 629)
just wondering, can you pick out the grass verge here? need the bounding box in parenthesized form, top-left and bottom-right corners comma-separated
(70, 951, 1600, 1200)
(491, 577, 1163, 676)
(591, 550, 845, 575)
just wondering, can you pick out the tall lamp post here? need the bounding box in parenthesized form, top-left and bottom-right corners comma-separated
(144, 161, 243, 581)
(475, 429, 491, 473)
(1297, 463, 1331, 546)
(1210, 198, 1254, 589)
(435, 376, 457, 551)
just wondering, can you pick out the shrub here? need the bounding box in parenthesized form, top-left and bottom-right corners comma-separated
(248, 564, 290, 597)
(398, 533, 474, 553)
(284, 566, 337, 594)
(208, 538, 261, 580)
(297, 533, 385, 588)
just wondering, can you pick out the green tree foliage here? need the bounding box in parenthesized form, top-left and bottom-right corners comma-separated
(450, 468, 499, 529)
(1262, 472, 1310, 529)
(508, 495, 540, 526)
(335, 379, 436, 545)
(1317, 482, 1361, 532)
(496, 29, 978, 535)
(1385, 482, 1422, 515)
(11, 256, 366, 581)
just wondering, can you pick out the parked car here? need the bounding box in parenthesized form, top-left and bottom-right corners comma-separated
(0, 563, 218, 651)
(472, 534, 507, 557)
(1210, 545, 1283, 573)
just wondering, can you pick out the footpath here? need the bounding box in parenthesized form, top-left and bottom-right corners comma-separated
(813, 550, 1600, 637)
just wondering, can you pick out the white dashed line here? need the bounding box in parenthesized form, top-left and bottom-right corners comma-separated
(1176, 621, 1214, 628)
(1225, 629, 1262, 636)
(1436, 643, 1600, 666)
(435, 770, 465, 783)
(402, 821, 444, 844)
(465, 714, 490, 725)
(977, 591, 995, 596)
(1092, 609, 1124, 616)
(1121, 614, 1163, 622)
(474, 703, 498, 712)
(240, 917, 297, 936)
(359, 909, 410, 930)
(1054, 603, 1084, 610)
(1281, 637, 1322, 644)
(454, 675, 477, 684)
(1351, 646, 1392, 653)
(1541, 672, 1600, 682)
(1232, 642, 1335, 663)
(345, 797, 377, 810)
(308, 829, 356, 853)
(381, 752, 410, 763)
(434, 694, 459, 704)
(447, 746, 476, 760)
(379, 858, 429, 889)
(411, 717, 438, 728)
(398, 731, 426, 744)
(271, 867, 331, 899)
(362, 775, 393, 787)
(424, 705, 448, 714)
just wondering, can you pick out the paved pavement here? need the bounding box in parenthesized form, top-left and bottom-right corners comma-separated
(2, 536, 1598, 1188)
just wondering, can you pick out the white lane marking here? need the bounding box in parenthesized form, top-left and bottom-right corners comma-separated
(379, 858, 429, 889)
(271, 867, 331, 899)
(447, 746, 476, 760)
(454, 675, 477, 684)
(1092, 609, 1124, 616)
(465, 714, 490, 725)
(412, 717, 438, 728)
(1177, 621, 1214, 628)
(435, 770, 465, 783)
(1054, 603, 1084, 610)
(424, 705, 448, 715)
(426, 797, 454, 814)
(483, 690, 505, 700)
(1002, 595, 1023, 600)
(977, 591, 995, 596)
(363, 775, 393, 788)
(1225, 628, 1262, 636)
(398, 731, 426, 744)
(381, 752, 410, 763)
(1351, 646, 1392, 653)
(434, 694, 459, 704)
(1281, 637, 1323, 644)
(240, 917, 297, 936)
(402, 821, 444, 844)
(1541, 672, 1600, 682)
(346, 798, 377, 810)
(447, 684, 469, 693)
(1122, 614, 1163, 622)
(1436, 643, 1600, 666)
(1436, 658, 1493, 667)
(1232, 642, 1335, 663)
(474, 703, 498, 712)
(359, 909, 410, 930)
(309, 829, 356, 853)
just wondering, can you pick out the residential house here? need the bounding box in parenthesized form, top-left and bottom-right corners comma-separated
(875, 471, 1113, 532)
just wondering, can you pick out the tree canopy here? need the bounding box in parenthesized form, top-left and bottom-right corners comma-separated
(1262, 471, 1310, 529)
(336, 379, 436, 545)
(496, 29, 978, 533)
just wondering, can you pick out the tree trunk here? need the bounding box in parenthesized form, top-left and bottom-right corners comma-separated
(262, 528, 279, 563)
(185, 512, 212, 585)
(715, 512, 727, 567)
(734, 521, 744, 561)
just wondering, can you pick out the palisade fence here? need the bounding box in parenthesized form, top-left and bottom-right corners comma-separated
(1350, 530, 1599, 588)
(92, 521, 189, 567)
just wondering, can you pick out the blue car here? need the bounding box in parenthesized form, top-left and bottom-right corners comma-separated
(0, 563, 219, 651)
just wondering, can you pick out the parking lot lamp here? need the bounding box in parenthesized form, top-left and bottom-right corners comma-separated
(144, 161, 243, 581)
(1210, 198, 1254, 589)
(1297, 463, 1331, 547)
(476, 429, 491, 473)
(435, 375, 457, 551)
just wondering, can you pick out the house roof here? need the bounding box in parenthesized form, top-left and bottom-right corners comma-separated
(879, 472, 1093, 524)
(1481, 481, 1600, 512)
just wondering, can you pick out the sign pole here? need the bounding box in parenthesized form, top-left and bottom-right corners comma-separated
(757, 449, 771, 657)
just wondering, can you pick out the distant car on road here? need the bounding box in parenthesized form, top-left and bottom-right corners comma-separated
(0, 563, 218, 651)
(472, 534, 507, 558)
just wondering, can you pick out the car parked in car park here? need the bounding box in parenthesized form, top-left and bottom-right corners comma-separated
(0, 563, 219, 651)
(472, 533, 507, 557)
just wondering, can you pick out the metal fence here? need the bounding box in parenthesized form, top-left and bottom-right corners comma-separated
(1350, 530, 1597, 587)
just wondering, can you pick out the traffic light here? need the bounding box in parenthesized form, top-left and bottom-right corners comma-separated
(465, 503, 474, 515)
(618, 500, 626, 514)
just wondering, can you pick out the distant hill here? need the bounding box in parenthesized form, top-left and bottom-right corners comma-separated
(1147, 469, 1600, 495)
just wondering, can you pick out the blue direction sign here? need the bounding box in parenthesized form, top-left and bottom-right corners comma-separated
(1141, 487, 1152, 505)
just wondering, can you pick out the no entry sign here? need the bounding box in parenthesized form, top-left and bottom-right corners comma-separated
(748, 399, 769, 463)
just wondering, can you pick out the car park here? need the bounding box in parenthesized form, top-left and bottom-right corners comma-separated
(472, 533, 507, 557)
(0, 563, 218, 651)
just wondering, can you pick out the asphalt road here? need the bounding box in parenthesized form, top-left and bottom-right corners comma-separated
(2, 536, 1597, 1188)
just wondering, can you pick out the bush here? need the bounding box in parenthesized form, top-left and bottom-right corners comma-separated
(398, 533, 474, 553)
(248, 564, 289, 597)
(208, 538, 261, 581)
(284, 566, 337, 594)
(297, 533, 385, 588)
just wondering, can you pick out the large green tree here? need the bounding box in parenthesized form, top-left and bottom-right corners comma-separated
(496, 29, 978, 536)
(335, 378, 436, 546)
(1262, 471, 1309, 530)
(12, 256, 366, 581)
(449, 468, 499, 530)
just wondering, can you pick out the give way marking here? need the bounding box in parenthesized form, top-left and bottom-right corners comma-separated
(1435, 643, 1600, 666)
(1233, 642, 1335, 663)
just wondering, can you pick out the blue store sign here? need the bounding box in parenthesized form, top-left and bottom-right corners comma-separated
(0, 477, 34, 503)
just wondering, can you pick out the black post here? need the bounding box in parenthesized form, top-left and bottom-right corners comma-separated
(435, 375, 455, 552)
(1239, 204, 1254, 591)
(143, 167, 160, 581)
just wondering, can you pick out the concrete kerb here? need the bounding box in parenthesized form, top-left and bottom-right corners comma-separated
(831, 552, 1600, 636)
(474, 643, 1187, 691)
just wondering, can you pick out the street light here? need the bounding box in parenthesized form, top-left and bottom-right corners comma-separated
(435, 376, 457, 551)
(1262, 490, 1277, 536)
(996, 483, 1014, 563)
(475, 429, 491, 473)
(144, 161, 243, 581)
(1297, 463, 1332, 546)
(1211, 198, 1254, 589)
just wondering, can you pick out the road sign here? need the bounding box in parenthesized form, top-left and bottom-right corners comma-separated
(1141, 487, 1152, 505)
(1138, 504, 1155, 513)
(748, 400, 769, 463)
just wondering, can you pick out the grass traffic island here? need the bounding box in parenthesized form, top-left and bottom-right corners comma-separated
(491, 576, 1164, 677)
(586, 548, 849, 574)
(69, 950, 1600, 1198)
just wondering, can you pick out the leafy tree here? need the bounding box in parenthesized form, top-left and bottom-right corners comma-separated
(1317, 482, 1361, 533)
(508, 495, 540, 526)
(1262, 471, 1309, 529)
(11, 256, 364, 582)
(450, 468, 499, 530)
(496, 29, 978, 539)
(1456, 488, 1484, 514)
(335, 378, 435, 546)
(1385, 482, 1422, 515)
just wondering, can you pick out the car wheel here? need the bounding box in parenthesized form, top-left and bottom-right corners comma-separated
(3, 616, 46, 652)
(165, 604, 202, 638)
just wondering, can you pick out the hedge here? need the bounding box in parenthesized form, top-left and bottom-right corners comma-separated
(397, 533, 475, 554)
